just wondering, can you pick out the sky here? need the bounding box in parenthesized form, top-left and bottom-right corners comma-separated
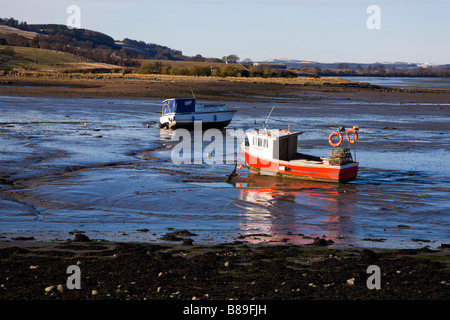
(2, 0, 450, 64)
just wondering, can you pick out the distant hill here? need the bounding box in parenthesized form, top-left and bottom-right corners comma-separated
(264, 58, 450, 77)
(0, 17, 192, 67)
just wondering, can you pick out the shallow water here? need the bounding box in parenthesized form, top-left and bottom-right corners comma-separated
(0, 94, 449, 248)
(342, 76, 450, 90)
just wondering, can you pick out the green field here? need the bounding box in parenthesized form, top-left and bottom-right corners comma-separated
(0, 45, 121, 72)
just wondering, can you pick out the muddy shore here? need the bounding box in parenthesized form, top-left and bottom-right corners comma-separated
(0, 76, 449, 308)
(1, 75, 450, 104)
(0, 237, 448, 302)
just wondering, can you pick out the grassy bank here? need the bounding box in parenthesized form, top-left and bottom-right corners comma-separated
(2, 66, 448, 104)
(0, 45, 122, 72)
(0, 70, 355, 86)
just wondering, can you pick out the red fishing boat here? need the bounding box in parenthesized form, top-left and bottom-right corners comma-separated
(240, 126, 359, 183)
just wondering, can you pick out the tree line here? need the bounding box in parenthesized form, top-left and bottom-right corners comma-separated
(137, 61, 297, 78)
(296, 63, 450, 77)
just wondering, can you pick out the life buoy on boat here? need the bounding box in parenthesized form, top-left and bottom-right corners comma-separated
(346, 128, 358, 143)
(237, 164, 243, 169)
(328, 131, 343, 147)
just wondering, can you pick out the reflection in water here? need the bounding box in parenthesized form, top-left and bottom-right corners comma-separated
(233, 174, 356, 244)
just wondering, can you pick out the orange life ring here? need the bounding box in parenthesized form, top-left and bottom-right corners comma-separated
(329, 131, 343, 147)
(346, 128, 358, 143)
(237, 164, 243, 169)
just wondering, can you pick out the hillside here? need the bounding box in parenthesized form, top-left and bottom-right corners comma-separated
(0, 18, 192, 68)
(0, 45, 122, 72)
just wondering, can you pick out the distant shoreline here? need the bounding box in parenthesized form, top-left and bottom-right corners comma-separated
(1, 73, 449, 104)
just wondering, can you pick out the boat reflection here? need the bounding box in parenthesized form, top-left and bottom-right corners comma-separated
(232, 173, 357, 245)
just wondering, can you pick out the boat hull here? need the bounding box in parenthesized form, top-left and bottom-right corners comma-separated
(160, 111, 236, 129)
(243, 148, 358, 183)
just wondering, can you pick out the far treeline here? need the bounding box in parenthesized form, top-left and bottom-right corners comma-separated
(136, 61, 297, 78)
(297, 63, 450, 78)
(136, 61, 450, 78)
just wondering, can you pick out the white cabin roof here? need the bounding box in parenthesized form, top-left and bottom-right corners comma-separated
(247, 128, 302, 140)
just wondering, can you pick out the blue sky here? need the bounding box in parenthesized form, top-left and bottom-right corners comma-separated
(3, 0, 450, 64)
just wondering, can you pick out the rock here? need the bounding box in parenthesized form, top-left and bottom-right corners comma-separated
(347, 277, 362, 285)
(224, 261, 230, 267)
(91, 289, 98, 295)
(182, 239, 194, 246)
(11, 236, 35, 241)
(162, 229, 198, 240)
(358, 249, 379, 263)
(73, 233, 91, 242)
(57, 284, 64, 293)
(160, 234, 183, 241)
(45, 285, 55, 293)
(311, 237, 329, 246)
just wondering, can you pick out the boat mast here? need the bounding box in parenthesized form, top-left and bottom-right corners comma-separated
(262, 106, 275, 130)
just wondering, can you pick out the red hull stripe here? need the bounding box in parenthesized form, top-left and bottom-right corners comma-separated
(244, 151, 358, 181)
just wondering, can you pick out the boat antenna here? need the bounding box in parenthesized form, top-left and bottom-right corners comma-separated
(262, 106, 275, 129)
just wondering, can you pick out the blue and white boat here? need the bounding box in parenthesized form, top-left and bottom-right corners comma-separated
(159, 98, 236, 129)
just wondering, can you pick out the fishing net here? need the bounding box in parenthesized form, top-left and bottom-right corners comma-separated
(329, 148, 353, 165)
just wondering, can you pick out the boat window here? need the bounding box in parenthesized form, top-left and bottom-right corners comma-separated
(251, 136, 268, 148)
(258, 138, 262, 147)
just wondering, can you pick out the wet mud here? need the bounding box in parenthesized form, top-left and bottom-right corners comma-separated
(0, 79, 449, 303)
(0, 240, 448, 300)
(0, 85, 449, 248)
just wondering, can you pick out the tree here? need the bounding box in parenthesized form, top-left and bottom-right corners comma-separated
(191, 54, 205, 62)
(337, 63, 350, 70)
(222, 54, 239, 64)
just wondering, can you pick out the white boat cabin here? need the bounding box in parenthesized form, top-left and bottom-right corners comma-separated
(162, 98, 229, 115)
(245, 129, 302, 161)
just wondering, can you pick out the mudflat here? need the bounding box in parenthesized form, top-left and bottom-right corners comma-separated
(1, 74, 450, 104)
(0, 239, 448, 301)
(0, 74, 449, 305)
